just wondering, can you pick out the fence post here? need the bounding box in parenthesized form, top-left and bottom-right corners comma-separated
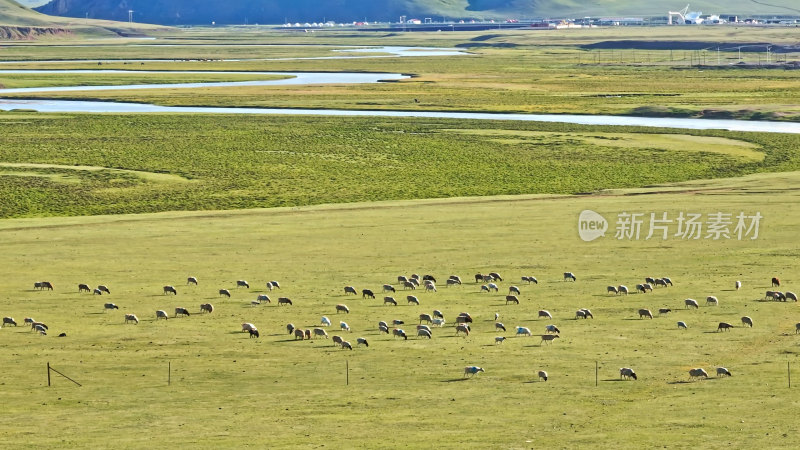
(47, 362, 51, 387)
(168, 361, 171, 386)
(595, 361, 598, 387)
(346, 360, 349, 386)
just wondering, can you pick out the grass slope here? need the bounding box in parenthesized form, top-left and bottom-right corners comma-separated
(1, 172, 799, 447)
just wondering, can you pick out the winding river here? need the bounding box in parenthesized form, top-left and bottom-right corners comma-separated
(0, 61, 798, 134)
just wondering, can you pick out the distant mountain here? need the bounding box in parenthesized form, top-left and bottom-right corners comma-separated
(34, 0, 800, 25)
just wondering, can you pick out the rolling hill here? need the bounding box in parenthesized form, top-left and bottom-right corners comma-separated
(34, 0, 800, 25)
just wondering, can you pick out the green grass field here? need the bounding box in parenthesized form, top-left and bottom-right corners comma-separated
(1, 173, 800, 447)
(2, 25, 800, 448)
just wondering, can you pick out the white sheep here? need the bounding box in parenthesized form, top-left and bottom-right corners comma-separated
(241, 322, 256, 332)
(677, 321, 688, 329)
(516, 326, 532, 336)
(335, 304, 350, 314)
(545, 324, 560, 334)
(494, 336, 506, 344)
(619, 367, 637, 380)
(735, 280, 741, 290)
(684, 298, 699, 309)
(432, 318, 445, 327)
(689, 368, 708, 379)
(312, 328, 329, 339)
(417, 329, 432, 339)
(156, 310, 169, 320)
(538, 310, 552, 319)
(124, 314, 139, 325)
(463, 366, 484, 377)
(321, 316, 331, 327)
(618, 285, 628, 295)
(786, 292, 798, 302)
(340, 321, 351, 332)
(538, 370, 548, 381)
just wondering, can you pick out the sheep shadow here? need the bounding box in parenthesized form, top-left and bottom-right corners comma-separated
(441, 378, 471, 383)
(602, 379, 631, 382)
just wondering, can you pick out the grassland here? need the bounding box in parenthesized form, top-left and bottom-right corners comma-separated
(1, 172, 800, 448)
(2, 112, 799, 217)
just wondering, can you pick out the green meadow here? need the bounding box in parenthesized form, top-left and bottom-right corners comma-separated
(1, 25, 800, 448)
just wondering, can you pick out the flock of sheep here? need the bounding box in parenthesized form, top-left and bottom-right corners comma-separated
(2, 271, 795, 382)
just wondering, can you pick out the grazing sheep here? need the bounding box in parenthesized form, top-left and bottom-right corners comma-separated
(344, 286, 357, 295)
(706, 296, 718, 306)
(294, 328, 305, 340)
(456, 313, 472, 323)
(340, 321, 351, 332)
(522, 276, 538, 284)
(409, 278, 420, 287)
(618, 285, 629, 295)
(662, 277, 673, 286)
(340, 341, 353, 350)
(774, 291, 786, 302)
(684, 298, 699, 309)
(336, 304, 350, 314)
(638, 309, 653, 319)
(417, 329, 432, 339)
(35, 325, 46, 335)
(241, 323, 257, 332)
(716, 367, 732, 377)
(2, 317, 17, 327)
(642, 283, 653, 292)
(187, 277, 198, 285)
(575, 310, 587, 319)
(432, 318, 445, 327)
(540, 334, 560, 345)
(98, 285, 110, 294)
(735, 280, 741, 290)
(104, 303, 119, 311)
(379, 324, 390, 334)
(505, 295, 519, 305)
(24, 317, 34, 326)
(423, 275, 437, 282)
(689, 368, 708, 380)
(677, 321, 688, 330)
(480, 285, 490, 293)
(659, 308, 672, 315)
(304, 329, 311, 340)
(579, 309, 593, 319)
(796, 323, 800, 334)
(392, 328, 407, 340)
(419, 313, 433, 324)
(30, 321, 48, 331)
(619, 367, 637, 380)
(332, 335, 343, 346)
(392, 319, 404, 326)
(218, 289, 231, 298)
(564, 272, 576, 282)
(124, 314, 139, 325)
(607, 285, 619, 295)
(383, 284, 396, 293)
(487, 283, 499, 292)
(433, 310, 444, 319)
(495, 312, 499, 321)
(174, 307, 190, 317)
(772, 277, 781, 287)
(404, 281, 417, 290)
(455, 324, 470, 336)
(464, 366, 485, 377)
(538, 310, 552, 320)
(156, 310, 168, 320)
(286, 323, 295, 334)
(362, 289, 375, 299)
(200, 303, 213, 313)
(321, 316, 331, 327)
(38, 281, 54, 291)
(248, 329, 259, 338)
(495, 336, 506, 344)
(636, 284, 647, 294)
(78, 283, 91, 293)
(278, 297, 292, 306)
(163, 285, 177, 295)
(268, 281, 281, 289)
(495, 322, 506, 332)
(718, 322, 734, 332)
(397, 275, 409, 283)
(538, 370, 548, 381)
(407, 296, 420, 305)
(516, 326, 532, 337)
(446, 279, 461, 287)
(766, 290, 777, 300)
(357, 337, 369, 347)
(545, 324, 560, 334)
(645, 277, 657, 285)
(489, 272, 503, 282)
(474, 273, 484, 283)
(449, 275, 462, 284)
(383, 296, 397, 306)
(654, 279, 668, 288)
(313, 328, 329, 339)
(786, 292, 798, 302)
(257, 294, 271, 303)
(416, 324, 431, 333)
(509, 286, 521, 295)
(741, 316, 753, 327)
(424, 282, 437, 293)
(92, 288, 103, 295)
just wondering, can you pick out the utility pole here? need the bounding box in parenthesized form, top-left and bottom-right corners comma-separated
(128, 10, 134, 23)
